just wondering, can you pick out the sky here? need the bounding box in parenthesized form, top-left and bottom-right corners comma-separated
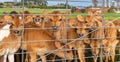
(0, 0, 117, 7)
(0, 0, 93, 7)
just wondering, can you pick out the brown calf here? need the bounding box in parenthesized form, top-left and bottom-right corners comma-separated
(0, 15, 22, 62)
(68, 16, 91, 62)
(81, 15, 103, 62)
(24, 19, 73, 62)
(103, 21, 118, 62)
(113, 20, 120, 61)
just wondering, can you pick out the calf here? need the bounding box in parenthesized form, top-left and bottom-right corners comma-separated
(0, 15, 22, 62)
(78, 15, 103, 62)
(102, 21, 118, 62)
(112, 20, 120, 61)
(68, 16, 91, 62)
(44, 11, 79, 61)
(24, 17, 73, 62)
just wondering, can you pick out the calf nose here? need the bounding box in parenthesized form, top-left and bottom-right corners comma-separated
(35, 18, 40, 22)
(104, 51, 109, 55)
(35, 19, 40, 24)
(93, 53, 97, 58)
(53, 26, 58, 31)
(78, 33, 84, 37)
(14, 30, 20, 34)
(90, 26, 95, 31)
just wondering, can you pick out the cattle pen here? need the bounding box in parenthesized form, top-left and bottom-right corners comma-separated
(0, 0, 120, 62)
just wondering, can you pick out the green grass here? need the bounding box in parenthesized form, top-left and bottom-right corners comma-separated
(104, 13, 120, 20)
(0, 8, 120, 20)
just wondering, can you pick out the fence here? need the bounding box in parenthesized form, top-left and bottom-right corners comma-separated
(0, 0, 120, 62)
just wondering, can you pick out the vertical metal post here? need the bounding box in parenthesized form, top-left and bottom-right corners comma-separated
(64, 0, 69, 62)
(100, 0, 105, 62)
(21, 0, 25, 62)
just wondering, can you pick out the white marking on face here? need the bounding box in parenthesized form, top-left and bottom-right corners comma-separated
(19, 16, 22, 20)
(0, 24, 11, 41)
(36, 22, 40, 24)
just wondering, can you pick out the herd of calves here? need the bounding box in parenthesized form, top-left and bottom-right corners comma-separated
(0, 10, 120, 62)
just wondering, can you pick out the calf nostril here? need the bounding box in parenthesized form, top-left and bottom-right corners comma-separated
(53, 26, 58, 31)
(104, 51, 109, 55)
(14, 30, 20, 34)
(93, 53, 97, 58)
(79, 33, 84, 37)
(35, 19, 40, 22)
(90, 26, 95, 30)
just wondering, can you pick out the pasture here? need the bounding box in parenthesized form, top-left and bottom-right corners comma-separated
(0, 8, 120, 20)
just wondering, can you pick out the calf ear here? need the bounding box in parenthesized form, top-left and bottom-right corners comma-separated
(42, 9, 48, 15)
(3, 12, 8, 14)
(77, 15, 84, 22)
(102, 39, 108, 45)
(24, 16, 32, 24)
(114, 40, 119, 45)
(64, 11, 71, 14)
(55, 41, 63, 48)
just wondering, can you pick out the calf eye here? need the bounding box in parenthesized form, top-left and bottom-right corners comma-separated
(59, 19, 62, 21)
(21, 24, 23, 26)
(75, 28, 78, 31)
(33, 18, 35, 20)
(0, 21, 3, 24)
(49, 19, 52, 22)
(66, 51, 70, 53)
(85, 21, 88, 23)
(7, 22, 13, 26)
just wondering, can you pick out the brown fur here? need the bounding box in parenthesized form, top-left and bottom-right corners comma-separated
(102, 21, 118, 62)
(79, 15, 103, 62)
(22, 15, 45, 51)
(112, 20, 120, 61)
(20, 11, 30, 18)
(44, 11, 78, 62)
(68, 17, 90, 62)
(24, 21, 73, 62)
(45, 11, 76, 43)
(0, 15, 22, 62)
(87, 9, 102, 22)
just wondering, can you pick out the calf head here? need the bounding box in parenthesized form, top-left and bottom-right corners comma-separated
(77, 15, 94, 30)
(3, 15, 23, 36)
(75, 16, 88, 38)
(102, 39, 119, 55)
(87, 9, 102, 21)
(90, 41, 100, 58)
(46, 11, 66, 32)
(24, 15, 44, 27)
(76, 23, 87, 38)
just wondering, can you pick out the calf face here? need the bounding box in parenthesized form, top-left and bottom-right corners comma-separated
(46, 11, 65, 32)
(68, 17, 88, 38)
(87, 9, 102, 21)
(90, 41, 100, 58)
(77, 15, 95, 31)
(24, 15, 44, 27)
(32, 15, 44, 25)
(76, 22, 87, 38)
(3, 15, 22, 36)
